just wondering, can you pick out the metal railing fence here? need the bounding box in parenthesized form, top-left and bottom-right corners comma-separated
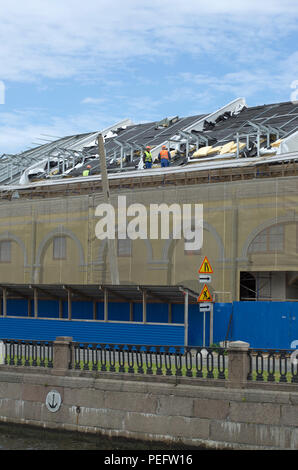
(1, 339, 53, 368)
(72, 343, 227, 379)
(248, 348, 298, 384)
(2, 338, 298, 386)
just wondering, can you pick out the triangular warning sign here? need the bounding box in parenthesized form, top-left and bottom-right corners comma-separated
(198, 256, 213, 274)
(198, 284, 213, 302)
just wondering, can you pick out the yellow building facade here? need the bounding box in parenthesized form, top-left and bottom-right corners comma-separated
(0, 174, 298, 302)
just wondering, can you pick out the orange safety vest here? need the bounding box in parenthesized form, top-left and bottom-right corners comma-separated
(160, 149, 169, 159)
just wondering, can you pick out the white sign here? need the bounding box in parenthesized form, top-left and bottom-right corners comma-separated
(46, 390, 62, 413)
(199, 274, 212, 283)
(200, 303, 211, 312)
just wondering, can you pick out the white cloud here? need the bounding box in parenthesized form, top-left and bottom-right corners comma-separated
(0, 107, 127, 154)
(179, 64, 296, 102)
(0, 0, 297, 154)
(81, 97, 106, 105)
(0, 0, 297, 82)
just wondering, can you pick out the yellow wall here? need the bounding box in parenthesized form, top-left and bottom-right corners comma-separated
(0, 176, 298, 301)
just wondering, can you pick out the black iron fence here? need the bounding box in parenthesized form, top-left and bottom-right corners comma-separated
(0, 339, 53, 368)
(2, 338, 298, 386)
(72, 343, 227, 379)
(248, 348, 298, 383)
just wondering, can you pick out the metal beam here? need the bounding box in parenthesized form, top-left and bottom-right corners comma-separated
(0, 285, 29, 300)
(141, 287, 168, 304)
(67, 289, 72, 320)
(99, 285, 132, 303)
(142, 289, 147, 323)
(30, 285, 62, 301)
(168, 303, 172, 323)
(63, 285, 94, 302)
(130, 302, 133, 321)
(104, 287, 108, 322)
(62, 285, 72, 320)
(34, 287, 38, 318)
(184, 290, 189, 346)
(2, 287, 7, 317)
(59, 299, 63, 319)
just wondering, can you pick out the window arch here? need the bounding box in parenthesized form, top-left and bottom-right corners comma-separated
(248, 224, 284, 254)
(0, 232, 28, 266)
(36, 226, 85, 267)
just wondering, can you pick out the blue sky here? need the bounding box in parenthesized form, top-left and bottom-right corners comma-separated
(0, 0, 298, 154)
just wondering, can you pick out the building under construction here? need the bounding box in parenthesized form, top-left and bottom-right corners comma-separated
(0, 97, 298, 348)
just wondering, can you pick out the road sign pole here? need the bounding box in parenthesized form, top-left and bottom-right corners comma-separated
(209, 303, 214, 346)
(198, 256, 214, 346)
(203, 311, 206, 347)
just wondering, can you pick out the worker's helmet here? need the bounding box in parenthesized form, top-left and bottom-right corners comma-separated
(162, 145, 166, 149)
(87, 165, 91, 168)
(146, 146, 151, 149)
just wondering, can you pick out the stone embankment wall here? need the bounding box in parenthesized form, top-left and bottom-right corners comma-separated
(0, 338, 298, 450)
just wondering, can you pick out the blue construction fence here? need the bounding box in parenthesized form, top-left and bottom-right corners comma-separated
(211, 301, 298, 350)
(0, 299, 298, 349)
(0, 299, 186, 346)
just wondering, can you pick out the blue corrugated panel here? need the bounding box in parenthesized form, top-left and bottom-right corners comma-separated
(4, 298, 187, 324)
(232, 301, 298, 349)
(188, 303, 232, 346)
(96, 303, 104, 320)
(71, 301, 93, 320)
(7, 299, 28, 316)
(172, 304, 184, 324)
(188, 304, 203, 345)
(213, 303, 233, 344)
(132, 304, 142, 322)
(0, 318, 185, 346)
(147, 303, 169, 323)
(108, 302, 130, 321)
(37, 300, 60, 318)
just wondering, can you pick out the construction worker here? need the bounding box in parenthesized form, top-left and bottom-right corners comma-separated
(82, 165, 91, 176)
(143, 146, 153, 169)
(158, 145, 171, 168)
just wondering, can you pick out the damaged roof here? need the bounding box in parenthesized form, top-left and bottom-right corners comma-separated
(200, 100, 298, 145)
(1, 98, 298, 187)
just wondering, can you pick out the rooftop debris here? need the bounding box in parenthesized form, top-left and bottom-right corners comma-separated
(1, 99, 298, 188)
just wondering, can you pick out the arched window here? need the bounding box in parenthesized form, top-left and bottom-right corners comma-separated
(53, 236, 67, 260)
(117, 238, 132, 257)
(0, 241, 11, 263)
(248, 224, 284, 254)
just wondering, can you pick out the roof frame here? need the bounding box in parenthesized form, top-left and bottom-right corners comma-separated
(0, 284, 199, 304)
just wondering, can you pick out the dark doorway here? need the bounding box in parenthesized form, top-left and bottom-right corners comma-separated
(240, 272, 256, 300)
